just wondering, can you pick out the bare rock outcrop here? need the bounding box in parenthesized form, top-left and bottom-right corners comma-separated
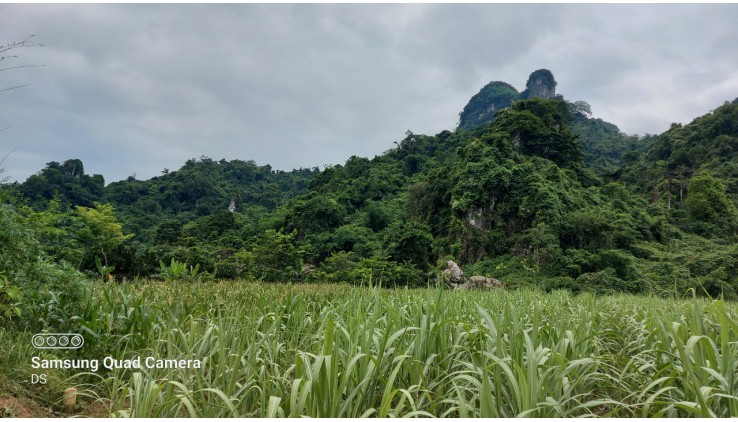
(442, 260, 464, 284)
(437, 260, 503, 290)
(522, 69, 557, 100)
(460, 275, 503, 289)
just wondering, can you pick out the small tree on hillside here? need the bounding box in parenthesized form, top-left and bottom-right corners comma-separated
(73, 203, 134, 269)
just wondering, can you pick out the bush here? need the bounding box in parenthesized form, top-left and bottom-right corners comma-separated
(0, 202, 87, 329)
(252, 229, 307, 282)
(383, 221, 433, 271)
(540, 276, 578, 293)
(597, 249, 636, 280)
(214, 251, 254, 279)
(158, 258, 211, 282)
(685, 172, 738, 235)
(312, 252, 426, 287)
(575, 268, 645, 295)
(0, 272, 23, 320)
(700, 267, 737, 299)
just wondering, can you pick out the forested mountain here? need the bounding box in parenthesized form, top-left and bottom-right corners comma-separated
(3, 70, 738, 299)
(459, 69, 652, 174)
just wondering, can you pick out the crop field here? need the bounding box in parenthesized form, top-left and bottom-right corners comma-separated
(4, 281, 738, 417)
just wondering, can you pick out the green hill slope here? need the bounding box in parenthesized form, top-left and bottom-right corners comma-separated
(5, 73, 738, 298)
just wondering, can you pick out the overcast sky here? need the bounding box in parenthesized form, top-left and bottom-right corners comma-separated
(2, 4, 738, 184)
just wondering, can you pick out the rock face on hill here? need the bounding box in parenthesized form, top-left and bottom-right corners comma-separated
(521, 68, 557, 100)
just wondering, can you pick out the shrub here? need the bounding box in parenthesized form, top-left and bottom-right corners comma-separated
(251, 229, 307, 282)
(0, 272, 23, 320)
(383, 221, 433, 271)
(0, 201, 86, 329)
(158, 258, 211, 282)
(214, 251, 254, 279)
(313, 252, 426, 287)
(575, 268, 644, 294)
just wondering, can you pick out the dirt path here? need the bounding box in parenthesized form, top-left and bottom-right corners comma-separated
(0, 374, 56, 417)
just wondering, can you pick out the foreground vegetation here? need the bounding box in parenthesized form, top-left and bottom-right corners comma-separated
(3, 281, 738, 417)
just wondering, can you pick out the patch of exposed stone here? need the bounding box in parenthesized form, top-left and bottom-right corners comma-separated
(437, 260, 503, 290)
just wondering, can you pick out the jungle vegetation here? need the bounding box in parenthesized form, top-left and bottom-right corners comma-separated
(3, 68, 738, 417)
(2, 69, 738, 320)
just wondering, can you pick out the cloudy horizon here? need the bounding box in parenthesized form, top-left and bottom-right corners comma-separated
(2, 4, 738, 184)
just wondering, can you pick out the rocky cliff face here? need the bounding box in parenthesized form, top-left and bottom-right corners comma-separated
(522, 69, 557, 100)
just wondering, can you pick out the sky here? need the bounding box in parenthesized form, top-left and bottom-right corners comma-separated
(2, 4, 738, 184)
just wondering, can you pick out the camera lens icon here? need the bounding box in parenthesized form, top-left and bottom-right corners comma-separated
(33, 335, 46, 348)
(32, 333, 84, 350)
(70, 335, 82, 347)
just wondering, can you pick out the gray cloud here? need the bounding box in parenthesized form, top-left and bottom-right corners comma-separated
(1, 4, 738, 184)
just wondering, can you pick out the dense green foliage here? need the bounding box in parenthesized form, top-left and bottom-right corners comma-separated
(617, 99, 738, 240)
(104, 157, 316, 244)
(493, 99, 583, 166)
(17, 159, 104, 208)
(618, 98, 738, 197)
(4, 282, 738, 417)
(458, 70, 652, 175)
(458, 81, 519, 131)
(0, 191, 86, 329)
(569, 105, 652, 174)
(3, 71, 738, 300)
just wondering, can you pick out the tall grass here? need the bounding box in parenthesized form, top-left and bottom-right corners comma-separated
(29, 281, 738, 417)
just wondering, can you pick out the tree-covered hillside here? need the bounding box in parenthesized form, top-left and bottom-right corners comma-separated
(459, 70, 652, 174)
(3, 70, 738, 301)
(458, 81, 519, 131)
(617, 98, 738, 237)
